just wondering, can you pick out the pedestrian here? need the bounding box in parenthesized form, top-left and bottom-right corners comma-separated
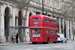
(16, 33, 18, 43)
(11, 36, 14, 43)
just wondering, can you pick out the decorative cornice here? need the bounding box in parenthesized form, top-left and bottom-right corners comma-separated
(0, 1, 17, 7)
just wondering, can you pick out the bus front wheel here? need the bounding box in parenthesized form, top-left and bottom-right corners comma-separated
(32, 42, 37, 44)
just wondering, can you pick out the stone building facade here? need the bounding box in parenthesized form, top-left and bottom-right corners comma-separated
(0, 0, 74, 42)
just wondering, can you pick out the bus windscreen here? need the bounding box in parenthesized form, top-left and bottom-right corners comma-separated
(32, 28, 41, 33)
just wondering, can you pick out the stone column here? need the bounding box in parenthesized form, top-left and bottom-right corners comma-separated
(59, 18, 61, 33)
(0, 4, 6, 42)
(50, 0, 53, 7)
(25, 11, 30, 42)
(70, 21, 73, 40)
(66, 20, 69, 39)
(9, 6, 15, 42)
(8, 14, 12, 42)
(12, 6, 15, 37)
(63, 19, 64, 34)
(0, 4, 1, 42)
(12, 7, 15, 26)
(22, 18, 25, 42)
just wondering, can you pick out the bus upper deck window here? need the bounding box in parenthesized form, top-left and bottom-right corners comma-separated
(47, 18, 48, 22)
(32, 18, 40, 21)
(44, 18, 46, 21)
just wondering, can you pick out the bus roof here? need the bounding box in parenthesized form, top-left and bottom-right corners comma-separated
(30, 15, 56, 20)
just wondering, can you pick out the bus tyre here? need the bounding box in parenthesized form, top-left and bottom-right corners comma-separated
(58, 41, 59, 43)
(53, 38, 57, 43)
(43, 42, 46, 44)
(32, 42, 37, 44)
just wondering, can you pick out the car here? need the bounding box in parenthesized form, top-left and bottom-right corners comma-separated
(57, 33, 67, 43)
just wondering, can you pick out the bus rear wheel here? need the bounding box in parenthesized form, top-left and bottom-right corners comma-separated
(32, 42, 37, 44)
(53, 38, 57, 43)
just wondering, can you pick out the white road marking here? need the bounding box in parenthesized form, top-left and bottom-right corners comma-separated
(26, 48, 32, 50)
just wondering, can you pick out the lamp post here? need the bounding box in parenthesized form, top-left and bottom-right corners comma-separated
(42, 0, 44, 15)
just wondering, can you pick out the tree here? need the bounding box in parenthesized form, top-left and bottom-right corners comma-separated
(62, 0, 75, 40)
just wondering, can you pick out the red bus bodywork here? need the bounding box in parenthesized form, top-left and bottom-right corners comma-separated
(29, 15, 57, 43)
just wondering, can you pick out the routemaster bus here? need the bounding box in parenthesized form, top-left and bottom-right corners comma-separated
(29, 15, 57, 44)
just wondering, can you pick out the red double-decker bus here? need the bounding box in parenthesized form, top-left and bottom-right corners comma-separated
(29, 15, 57, 44)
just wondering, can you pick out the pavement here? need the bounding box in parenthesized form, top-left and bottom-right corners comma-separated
(0, 40, 75, 46)
(0, 42, 32, 46)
